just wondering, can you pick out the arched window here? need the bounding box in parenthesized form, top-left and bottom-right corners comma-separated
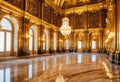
(78, 41, 82, 49)
(1, 18, 12, 30)
(0, 18, 12, 54)
(66, 39, 69, 49)
(29, 25, 38, 54)
(53, 33, 57, 50)
(29, 28, 34, 50)
(92, 41, 96, 49)
(43, 34, 46, 50)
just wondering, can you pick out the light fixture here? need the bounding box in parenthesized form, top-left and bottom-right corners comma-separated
(105, 32, 115, 43)
(60, 17, 71, 36)
(108, 32, 114, 39)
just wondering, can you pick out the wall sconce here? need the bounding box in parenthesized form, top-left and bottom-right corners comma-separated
(108, 32, 114, 39)
(59, 39, 63, 43)
(106, 30, 109, 34)
(105, 39, 109, 43)
(41, 38, 46, 42)
(21, 34, 30, 41)
(92, 33, 97, 40)
(26, 34, 30, 39)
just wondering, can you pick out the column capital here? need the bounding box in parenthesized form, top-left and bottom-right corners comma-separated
(99, 29, 104, 34)
(84, 30, 89, 34)
(23, 18, 30, 24)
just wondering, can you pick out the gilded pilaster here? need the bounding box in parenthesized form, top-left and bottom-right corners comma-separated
(39, 25, 44, 52)
(19, 17, 30, 56)
(49, 28, 54, 53)
(116, 0, 120, 49)
(84, 30, 89, 50)
(99, 29, 104, 49)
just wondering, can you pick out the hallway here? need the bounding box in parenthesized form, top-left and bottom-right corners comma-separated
(0, 53, 120, 82)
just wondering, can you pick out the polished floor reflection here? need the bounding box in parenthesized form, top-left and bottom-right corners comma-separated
(0, 53, 120, 82)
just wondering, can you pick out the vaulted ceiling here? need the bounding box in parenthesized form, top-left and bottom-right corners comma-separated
(45, 0, 106, 15)
(49, 0, 93, 8)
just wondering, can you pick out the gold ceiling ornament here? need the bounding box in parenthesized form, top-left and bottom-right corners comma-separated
(92, 33, 97, 40)
(46, 0, 106, 15)
(60, 17, 71, 36)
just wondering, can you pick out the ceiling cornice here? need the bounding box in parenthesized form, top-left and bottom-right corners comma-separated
(45, 0, 64, 14)
(64, 2, 107, 14)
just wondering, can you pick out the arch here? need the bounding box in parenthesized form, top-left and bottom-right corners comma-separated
(89, 32, 97, 50)
(10, 17, 19, 55)
(92, 40, 96, 49)
(0, 15, 19, 56)
(76, 32, 83, 52)
(29, 28, 34, 51)
(1, 18, 12, 30)
(78, 41, 82, 49)
(77, 33, 83, 40)
(29, 25, 38, 54)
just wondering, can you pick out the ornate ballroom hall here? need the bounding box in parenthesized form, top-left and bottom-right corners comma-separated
(0, 0, 120, 82)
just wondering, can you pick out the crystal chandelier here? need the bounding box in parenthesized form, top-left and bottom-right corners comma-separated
(60, 17, 71, 36)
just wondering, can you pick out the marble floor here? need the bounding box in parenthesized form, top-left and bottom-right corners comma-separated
(0, 53, 120, 82)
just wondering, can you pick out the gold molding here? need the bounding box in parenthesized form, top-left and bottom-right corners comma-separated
(45, 0, 64, 14)
(0, 1, 59, 30)
(74, 28, 102, 33)
(45, 0, 107, 15)
(64, 2, 107, 14)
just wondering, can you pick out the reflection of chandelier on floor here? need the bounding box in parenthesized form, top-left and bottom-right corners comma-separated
(60, 17, 71, 36)
(55, 65, 65, 82)
(55, 74, 65, 82)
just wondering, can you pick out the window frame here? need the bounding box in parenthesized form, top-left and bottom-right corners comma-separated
(92, 40, 96, 49)
(29, 28, 34, 51)
(78, 40, 82, 49)
(0, 18, 13, 56)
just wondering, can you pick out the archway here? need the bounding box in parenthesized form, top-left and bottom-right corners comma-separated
(77, 33, 83, 52)
(43, 29, 49, 51)
(0, 15, 19, 56)
(89, 32, 98, 52)
(29, 25, 38, 54)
